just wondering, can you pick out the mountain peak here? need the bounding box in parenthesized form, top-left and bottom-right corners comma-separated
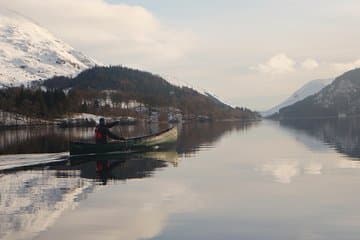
(0, 9, 99, 86)
(279, 68, 360, 118)
(262, 78, 333, 117)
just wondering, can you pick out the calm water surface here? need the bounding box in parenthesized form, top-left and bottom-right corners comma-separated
(1, 119, 360, 240)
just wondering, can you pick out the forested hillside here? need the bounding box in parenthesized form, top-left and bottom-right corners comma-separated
(1, 66, 258, 120)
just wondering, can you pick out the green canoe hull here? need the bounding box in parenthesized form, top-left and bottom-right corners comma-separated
(69, 127, 178, 156)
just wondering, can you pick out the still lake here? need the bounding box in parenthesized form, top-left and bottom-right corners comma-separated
(1, 119, 360, 240)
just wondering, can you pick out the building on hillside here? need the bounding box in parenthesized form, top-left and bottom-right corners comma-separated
(134, 104, 148, 113)
(338, 113, 347, 118)
(149, 111, 160, 123)
(197, 115, 212, 122)
(168, 107, 183, 123)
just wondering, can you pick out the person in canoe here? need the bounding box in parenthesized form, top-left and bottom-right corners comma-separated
(95, 118, 125, 144)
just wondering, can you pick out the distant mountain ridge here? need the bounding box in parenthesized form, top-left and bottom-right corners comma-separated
(279, 68, 360, 118)
(0, 8, 98, 86)
(262, 78, 333, 117)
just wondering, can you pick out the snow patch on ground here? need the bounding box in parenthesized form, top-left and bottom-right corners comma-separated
(69, 113, 102, 122)
(0, 110, 50, 126)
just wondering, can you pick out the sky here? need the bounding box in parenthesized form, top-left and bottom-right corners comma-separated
(1, 0, 360, 110)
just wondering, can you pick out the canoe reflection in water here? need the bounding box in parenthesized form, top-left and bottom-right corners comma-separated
(0, 149, 180, 184)
(93, 157, 161, 186)
(66, 150, 180, 184)
(93, 153, 178, 185)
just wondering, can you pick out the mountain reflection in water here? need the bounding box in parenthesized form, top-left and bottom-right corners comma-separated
(4, 120, 360, 240)
(280, 117, 360, 159)
(0, 121, 257, 240)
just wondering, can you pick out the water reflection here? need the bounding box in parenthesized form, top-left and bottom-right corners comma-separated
(258, 159, 326, 184)
(0, 121, 257, 240)
(0, 170, 95, 240)
(254, 119, 360, 184)
(36, 170, 202, 240)
(0, 150, 180, 240)
(61, 152, 179, 185)
(280, 117, 360, 159)
(177, 121, 256, 155)
(0, 121, 256, 156)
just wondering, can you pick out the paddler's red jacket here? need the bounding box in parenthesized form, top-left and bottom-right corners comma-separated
(95, 121, 123, 144)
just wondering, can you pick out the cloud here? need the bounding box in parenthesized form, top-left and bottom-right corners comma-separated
(252, 53, 296, 74)
(332, 59, 360, 73)
(259, 161, 299, 184)
(301, 58, 319, 70)
(0, 0, 195, 68)
(304, 162, 322, 175)
(252, 55, 321, 75)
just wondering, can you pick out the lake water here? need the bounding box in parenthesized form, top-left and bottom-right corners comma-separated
(1, 119, 360, 240)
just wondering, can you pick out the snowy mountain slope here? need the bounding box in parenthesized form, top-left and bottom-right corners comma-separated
(0, 8, 99, 86)
(278, 68, 360, 118)
(262, 78, 333, 117)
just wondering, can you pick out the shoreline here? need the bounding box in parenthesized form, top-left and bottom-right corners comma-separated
(0, 117, 261, 130)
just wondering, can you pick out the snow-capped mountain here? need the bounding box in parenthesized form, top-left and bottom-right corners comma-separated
(0, 9, 99, 86)
(279, 68, 360, 118)
(262, 78, 333, 117)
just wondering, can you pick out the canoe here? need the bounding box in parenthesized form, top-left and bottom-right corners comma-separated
(69, 127, 178, 156)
